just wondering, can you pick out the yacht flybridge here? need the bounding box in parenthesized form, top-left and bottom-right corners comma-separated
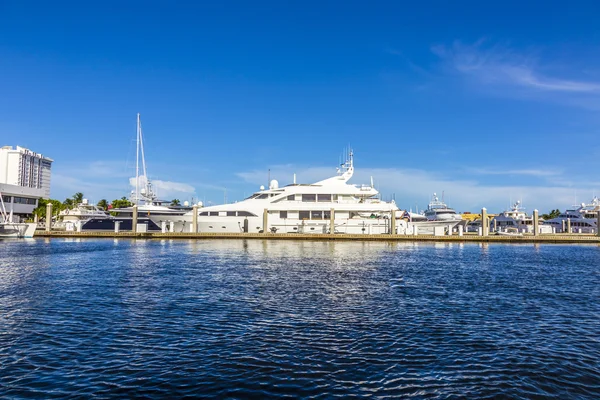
(156, 152, 457, 234)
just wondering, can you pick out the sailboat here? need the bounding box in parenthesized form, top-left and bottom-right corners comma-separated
(81, 114, 192, 231)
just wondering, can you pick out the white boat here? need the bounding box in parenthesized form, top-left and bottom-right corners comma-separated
(423, 193, 462, 222)
(57, 199, 111, 230)
(158, 151, 403, 234)
(158, 151, 460, 235)
(543, 198, 598, 234)
(0, 192, 36, 238)
(114, 113, 192, 218)
(82, 114, 192, 231)
(490, 201, 536, 233)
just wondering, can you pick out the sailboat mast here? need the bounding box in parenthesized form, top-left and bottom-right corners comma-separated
(135, 113, 140, 204)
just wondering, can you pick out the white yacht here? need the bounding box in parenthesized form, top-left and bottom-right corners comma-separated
(83, 114, 191, 231)
(161, 152, 408, 234)
(490, 201, 535, 233)
(0, 193, 36, 238)
(422, 193, 462, 222)
(57, 199, 110, 230)
(543, 198, 599, 233)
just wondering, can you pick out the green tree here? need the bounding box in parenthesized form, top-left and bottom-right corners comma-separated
(541, 209, 561, 220)
(171, 199, 181, 206)
(33, 198, 63, 220)
(97, 199, 108, 210)
(111, 197, 132, 209)
(73, 192, 84, 204)
(63, 197, 74, 209)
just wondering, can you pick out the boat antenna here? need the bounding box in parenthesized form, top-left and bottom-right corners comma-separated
(135, 113, 140, 204)
(268, 169, 270, 188)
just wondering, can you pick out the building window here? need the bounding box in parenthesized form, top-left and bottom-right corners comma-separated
(311, 211, 323, 220)
(280, 211, 288, 219)
(317, 194, 331, 202)
(299, 211, 310, 220)
(301, 194, 316, 202)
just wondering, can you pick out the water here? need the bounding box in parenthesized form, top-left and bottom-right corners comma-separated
(1, 239, 599, 399)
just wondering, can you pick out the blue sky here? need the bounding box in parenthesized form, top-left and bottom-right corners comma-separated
(1, 1, 600, 212)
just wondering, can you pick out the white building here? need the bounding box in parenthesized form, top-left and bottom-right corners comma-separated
(0, 145, 53, 220)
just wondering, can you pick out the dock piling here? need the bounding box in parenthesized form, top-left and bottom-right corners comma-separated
(567, 218, 571, 234)
(132, 205, 138, 233)
(391, 209, 396, 234)
(533, 209, 539, 236)
(330, 208, 335, 234)
(45, 203, 52, 232)
(192, 205, 198, 233)
(263, 209, 268, 233)
(481, 208, 488, 236)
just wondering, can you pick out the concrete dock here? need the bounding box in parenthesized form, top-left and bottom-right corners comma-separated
(34, 231, 600, 244)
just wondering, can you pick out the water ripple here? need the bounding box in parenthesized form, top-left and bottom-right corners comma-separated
(0, 239, 599, 398)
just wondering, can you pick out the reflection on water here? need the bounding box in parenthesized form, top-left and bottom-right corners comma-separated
(0, 238, 599, 398)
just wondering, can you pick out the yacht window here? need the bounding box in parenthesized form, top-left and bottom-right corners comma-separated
(311, 211, 323, 220)
(1, 195, 11, 202)
(299, 211, 310, 220)
(199, 212, 209, 216)
(226, 211, 236, 217)
(332, 194, 338, 201)
(256, 194, 269, 199)
(287, 195, 295, 201)
(302, 194, 316, 202)
(317, 194, 331, 202)
(209, 212, 219, 216)
(280, 211, 288, 219)
(323, 210, 331, 219)
(237, 211, 256, 217)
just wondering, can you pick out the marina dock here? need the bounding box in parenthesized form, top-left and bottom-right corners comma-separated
(34, 230, 600, 243)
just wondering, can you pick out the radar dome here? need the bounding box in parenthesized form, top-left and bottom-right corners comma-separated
(197, 201, 204, 207)
(183, 201, 189, 207)
(82, 199, 88, 205)
(269, 179, 279, 190)
(140, 188, 146, 195)
(260, 185, 265, 191)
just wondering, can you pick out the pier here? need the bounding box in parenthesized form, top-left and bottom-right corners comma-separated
(34, 230, 600, 244)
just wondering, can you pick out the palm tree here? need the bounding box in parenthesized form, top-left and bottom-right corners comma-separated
(63, 198, 74, 209)
(73, 192, 84, 204)
(171, 199, 181, 206)
(97, 199, 108, 210)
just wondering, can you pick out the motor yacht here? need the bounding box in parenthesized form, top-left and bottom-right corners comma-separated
(490, 201, 536, 233)
(422, 193, 462, 222)
(57, 199, 110, 230)
(543, 198, 599, 233)
(159, 151, 460, 234)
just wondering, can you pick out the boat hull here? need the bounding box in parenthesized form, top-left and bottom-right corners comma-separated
(0, 223, 37, 238)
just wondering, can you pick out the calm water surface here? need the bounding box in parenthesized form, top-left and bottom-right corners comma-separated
(0, 239, 599, 398)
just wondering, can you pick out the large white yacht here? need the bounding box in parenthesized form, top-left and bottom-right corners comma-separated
(490, 201, 538, 233)
(543, 197, 599, 233)
(160, 152, 408, 234)
(422, 193, 462, 222)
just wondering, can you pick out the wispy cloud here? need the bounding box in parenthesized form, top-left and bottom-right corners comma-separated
(52, 160, 197, 202)
(432, 40, 600, 100)
(466, 167, 563, 177)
